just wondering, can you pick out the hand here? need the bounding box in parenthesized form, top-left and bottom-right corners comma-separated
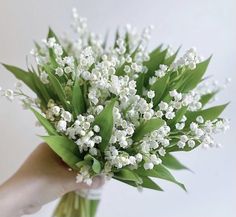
(0, 143, 105, 217)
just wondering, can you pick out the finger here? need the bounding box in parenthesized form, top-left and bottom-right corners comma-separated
(90, 175, 105, 189)
(69, 175, 105, 192)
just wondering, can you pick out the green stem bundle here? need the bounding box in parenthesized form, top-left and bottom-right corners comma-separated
(53, 192, 100, 217)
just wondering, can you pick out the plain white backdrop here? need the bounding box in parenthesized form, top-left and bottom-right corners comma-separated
(0, 0, 235, 217)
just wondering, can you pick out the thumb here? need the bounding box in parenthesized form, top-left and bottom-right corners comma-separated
(67, 174, 105, 192)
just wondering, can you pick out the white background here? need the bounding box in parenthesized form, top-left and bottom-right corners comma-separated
(0, 0, 235, 217)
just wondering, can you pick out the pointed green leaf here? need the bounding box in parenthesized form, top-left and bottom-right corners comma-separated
(34, 41, 45, 56)
(47, 27, 68, 57)
(2, 64, 37, 93)
(144, 46, 168, 86)
(136, 73, 145, 95)
(114, 176, 163, 191)
(31, 73, 51, 102)
(185, 103, 229, 125)
(135, 164, 186, 191)
(34, 41, 41, 51)
(113, 28, 120, 48)
(47, 27, 60, 42)
(179, 56, 212, 93)
(133, 118, 165, 142)
(72, 81, 86, 117)
(84, 154, 101, 174)
(46, 70, 69, 109)
(116, 45, 141, 76)
(168, 106, 187, 127)
(48, 49, 58, 68)
(164, 47, 180, 66)
(31, 108, 57, 135)
(93, 99, 116, 152)
(161, 153, 190, 171)
(151, 73, 170, 106)
(115, 65, 125, 76)
(114, 169, 143, 185)
(167, 139, 202, 152)
(41, 135, 81, 169)
(102, 30, 109, 49)
(42, 135, 79, 153)
(200, 91, 218, 107)
(47, 28, 63, 67)
(141, 176, 163, 191)
(124, 31, 130, 54)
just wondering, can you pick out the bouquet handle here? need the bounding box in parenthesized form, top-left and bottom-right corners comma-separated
(53, 192, 100, 217)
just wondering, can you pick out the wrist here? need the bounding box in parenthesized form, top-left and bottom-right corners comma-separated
(0, 178, 23, 217)
(0, 175, 43, 217)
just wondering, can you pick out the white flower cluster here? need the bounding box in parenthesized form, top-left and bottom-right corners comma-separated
(0, 82, 39, 111)
(139, 125, 171, 170)
(149, 64, 169, 85)
(176, 116, 230, 149)
(154, 88, 202, 123)
(171, 47, 203, 70)
(76, 165, 93, 185)
(105, 146, 140, 170)
(47, 101, 103, 155)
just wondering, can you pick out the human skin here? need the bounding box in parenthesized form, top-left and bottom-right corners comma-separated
(0, 143, 104, 217)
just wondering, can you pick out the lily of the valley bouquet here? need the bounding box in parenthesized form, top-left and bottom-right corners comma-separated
(1, 8, 229, 217)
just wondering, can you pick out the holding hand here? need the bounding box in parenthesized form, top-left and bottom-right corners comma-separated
(0, 143, 105, 217)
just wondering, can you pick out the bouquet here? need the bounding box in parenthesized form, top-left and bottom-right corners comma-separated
(0, 8, 229, 217)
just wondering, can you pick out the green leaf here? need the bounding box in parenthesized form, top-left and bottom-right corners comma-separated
(34, 41, 41, 49)
(116, 42, 142, 76)
(151, 73, 170, 107)
(93, 99, 116, 152)
(135, 164, 186, 191)
(136, 73, 145, 95)
(47, 27, 68, 57)
(168, 106, 187, 127)
(102, 30, 109, 49)
(161, 153, 190, 171)
(124, 31, 130, 54)
(47, 28, 63, 67)
(2, 64, 37, 93)
(200, 91, 218, 107)
(41, 135, 81, 169)
(72, 81, 86, 117)
(114, 176, 163, 191)
(164, 47, 180, 66)
(141, 176, 163, 191)
(42, 135, 79, 153)
(185, 103, 229, 125)
(133, 118, 165, 142)
(179, 56, 212, 93)
(31, 108, 57, 135)
(46, 69, 69, 109)
(113, 28, 120, 48)
(34, 41, 47, 57)
(84, 154, 101, 174)
(47, 27, 60, 42)
(75, 160, 87, 168)
(114, 169, 143, 185)
(48, 49, 58, 68)
(167, 140, 201, 153)
(31, 72, 51, 102)
(144, 46, 168, 86)
(115, 65, 125, 76)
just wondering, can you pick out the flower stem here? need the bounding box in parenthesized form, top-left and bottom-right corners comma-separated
(53, 192, 100, 217)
